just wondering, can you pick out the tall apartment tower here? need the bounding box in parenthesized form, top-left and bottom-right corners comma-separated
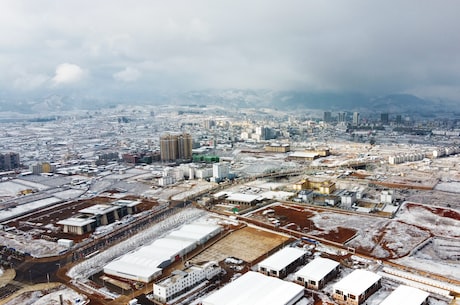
(0, 152, 20, 171)
(160, 133, 192, 162)
(352, 112, 360, 126)
(338, 112, 347, 124)
(381, 113, 389, 125)
(323, 111, 332, 123)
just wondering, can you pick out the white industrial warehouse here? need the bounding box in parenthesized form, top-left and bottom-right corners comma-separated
(294, 257, 340, 290)
(103, 221, 222, 282)
(201, 271, 305, 305)
(380, 285, 430, 305)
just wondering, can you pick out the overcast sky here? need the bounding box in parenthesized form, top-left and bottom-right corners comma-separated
(1, 0, 459, 101)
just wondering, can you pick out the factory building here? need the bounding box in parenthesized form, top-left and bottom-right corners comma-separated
(57, 200, 140, 235)
(294, 257, 340, 290)
(258, 247, 308, 279)
(333, 269, 381, 305)
(103, 221, 222, 283)
(293, 178, 336, 195)
(153, 261, 221, 303)
(264, 143, 291, 153)
(202, 271, 304, 305)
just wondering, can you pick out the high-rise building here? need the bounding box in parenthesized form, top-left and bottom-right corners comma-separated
(381, 113, 389, 125)
(0, 152, 20, 171)
(396, 115, 402, 125)
(352, 112, 360, 126)
(177, 133, 193, 160)
(338, 112, 347, 124)
(160, 133, 192, 162)
(323, 111, 332, 123)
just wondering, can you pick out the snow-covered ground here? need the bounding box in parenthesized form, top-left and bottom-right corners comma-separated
(171, 181, 216, 201)
(0, 197, 62, 222)
(51, 188, 86, 200)
(4, 285, 88, 305)
(0, 230, 67, 258)
(396, 202, 460, 237)
(435, 181, 460, 193)
(0, 179, 50, 198)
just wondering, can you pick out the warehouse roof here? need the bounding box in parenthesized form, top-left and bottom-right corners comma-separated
(334, 269, 381, 296)
(80, 204, 119, 215)
(225, 193, 262, 203)
(258, 247, 306, 272)
(179, 223, 221, 235)
(380, 285, 429, 305)
(57, 216, 95, 227)
(151, 237, 196, 251)
(202, 271, 304, 305)
(295, 257, 340, 282)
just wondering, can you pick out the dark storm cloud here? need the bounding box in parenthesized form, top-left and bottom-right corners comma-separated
(0, 0, 459, 99)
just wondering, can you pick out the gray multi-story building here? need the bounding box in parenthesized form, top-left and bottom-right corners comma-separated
(0, 152, 20, 171)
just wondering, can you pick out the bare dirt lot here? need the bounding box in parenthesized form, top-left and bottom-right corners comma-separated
(189, 225, 291, 264)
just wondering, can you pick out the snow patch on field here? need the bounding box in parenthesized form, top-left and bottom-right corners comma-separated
(435, 181, 460, 193)
(396, 203, 460, 237)
(4, 285, 88, 305)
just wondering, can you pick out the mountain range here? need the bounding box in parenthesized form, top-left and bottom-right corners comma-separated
(0, 90, 458, 117)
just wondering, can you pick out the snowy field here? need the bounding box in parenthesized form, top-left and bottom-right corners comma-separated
(308, 211, 428, 259)
(0, 179, 48, 198)
(4, 285, 89, 305)
(171, 181, 216, 201)
(393, 237, 460, 281)
(0, 197, 62, 222)
(435, 181, 460, 193)
(0, 230, 67, 257)
(51, 188, 86, 200)
(396, 202, 460, 237)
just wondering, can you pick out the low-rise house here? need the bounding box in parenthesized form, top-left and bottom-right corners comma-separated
(258, 247, 308, 279)
(333, 269, 381, 305)
(294, 257, 340, 290)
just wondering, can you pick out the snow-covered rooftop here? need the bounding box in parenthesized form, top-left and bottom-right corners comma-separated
(258, 247, 306, 272)
(333, 269, 381, 297)
(380, 285, 429, 305)
(57, 216, 96, 227)
(202, 271, 304, 305)
(225, 193, 262, 203)
(80, 204, 119, 215)
(103, 220, 220, 282)
(180, 223, 221, 236)
(151, 237, 196, 251)
(295, 257, 340, 282)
